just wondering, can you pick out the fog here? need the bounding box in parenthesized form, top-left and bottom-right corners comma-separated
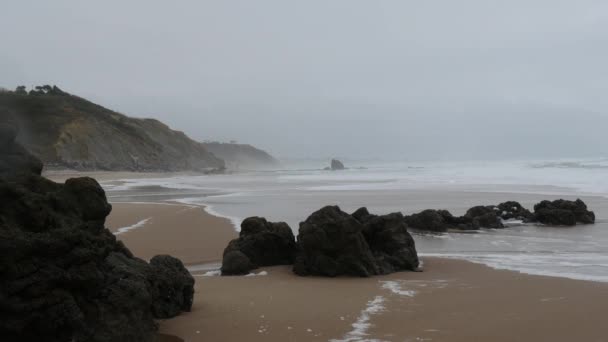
(2, 1, 608, 161)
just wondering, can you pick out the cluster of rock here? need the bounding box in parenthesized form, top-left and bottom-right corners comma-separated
(222, 206, 419, 277)
(404, 199, 594, 232)
(0, 126, 194, 342)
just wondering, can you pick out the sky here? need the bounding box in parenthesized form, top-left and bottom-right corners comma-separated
(2, 0, 608, 161)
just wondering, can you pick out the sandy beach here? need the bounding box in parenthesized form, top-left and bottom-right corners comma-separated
(97, 197, 608, 342)
(44, 171, 608, 341)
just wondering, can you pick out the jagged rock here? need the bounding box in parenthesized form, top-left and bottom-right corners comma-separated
(293, 206, 378, 277)
(330, 159, 345, 170)
(404, 209, 463, 232)
(0, 141, 194, 341)
(496, 201, 535, 222)
(355, 209, 419, 274)
(149, 255, 195, 318)
(293, 206, 419, 277)
(464, 206, 504, 229)
(534, 199, 595, 226)
(221, 217, 296, 275)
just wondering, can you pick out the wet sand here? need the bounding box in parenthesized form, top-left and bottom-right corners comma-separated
(158, 258, 608, 342)
(106, 202, 236, 265)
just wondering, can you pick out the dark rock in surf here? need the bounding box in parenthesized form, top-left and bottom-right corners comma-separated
(463, 206, 504, 229)
(404, 209, 463, 232)
(221, 217, 296, 275)
(0, 135, 194, 342)
(330, 159, 345, 170)
(534, 199, 595, 226)
(355, 209, 419, 274)
(496, 201, 535, 222)
(293, 206, 419, 277)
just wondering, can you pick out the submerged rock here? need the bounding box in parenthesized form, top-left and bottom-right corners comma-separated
(0, 133, 194, 342)
(221, 217, 296, 275)
(293, 206, 419, 277)
(534, 199, 595, 226)
(330, 159, 345, 170)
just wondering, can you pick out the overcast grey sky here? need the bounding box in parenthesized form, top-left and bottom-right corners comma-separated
(2, 1, 608, 160)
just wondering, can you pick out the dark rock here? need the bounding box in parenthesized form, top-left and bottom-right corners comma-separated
(496, 201, 535, 222)
(293, 206, 419, 277)
(356, 209, 419, 274)
(0, 142, 194, 341)
(0, 122, 43, 177)
(149, 255, 195, 318)
(293, 206, 378, 277)
(330, 159, 345, 170)
(534, 199, 595, 226)
(404, 209, 460, 232)
(221, 217, 296, 275)
(464, 206, 504, 229)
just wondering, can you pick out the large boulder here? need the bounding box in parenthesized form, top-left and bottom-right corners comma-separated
(496, 201, 535, 222)
(0, 141, 194, 341)
(534, 199, 595, 226)
(221, 217, 296, 275)
(355, 208, 419, 274)
(293, 206, 419, 277)
(330, 159, 345, 170)
(293, 206, 378, 277)
(149, 255, 195, 318)
(463, 206, 504, 229)
(404, 209, 462, 232)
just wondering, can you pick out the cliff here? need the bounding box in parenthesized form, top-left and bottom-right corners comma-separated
(0, 86, 224, 171)
(202, 141, 279, 169)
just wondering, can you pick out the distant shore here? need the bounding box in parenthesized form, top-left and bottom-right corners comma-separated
(48, 171, 608, 341)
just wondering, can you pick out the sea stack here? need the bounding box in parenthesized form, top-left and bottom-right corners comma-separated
(330, 158, 345, 170)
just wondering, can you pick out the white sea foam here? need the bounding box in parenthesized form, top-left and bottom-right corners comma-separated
(330, 296, 387, 342)
(380, 281, 416, 297)
(246, 271, 268, 277)
(114, 218, 151, 235)
(421, 253, 608, 282)
(201, 270, 222, 277)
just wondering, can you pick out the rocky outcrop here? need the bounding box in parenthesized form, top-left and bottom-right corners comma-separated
(354, 208, 419, 274)
(330, 159, 345, 170)
(0, 132, 194, 341)
(464, 206, 504, 229)
(202, 142, 278, 169)
(221, 217, 296, 275)
(404, 209, 464, 232)
(1, 88, 224, 171)
(496, 201, 535, 222)
(293, 206, 419, 277)
(534, 199, 595, 226)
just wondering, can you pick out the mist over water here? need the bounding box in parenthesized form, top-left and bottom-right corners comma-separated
(105, 158, 608, 282)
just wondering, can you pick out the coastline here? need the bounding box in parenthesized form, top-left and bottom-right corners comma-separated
(48, 171, 608, 341)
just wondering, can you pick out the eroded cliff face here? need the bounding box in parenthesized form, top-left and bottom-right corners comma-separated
(1, 90, 224, 171)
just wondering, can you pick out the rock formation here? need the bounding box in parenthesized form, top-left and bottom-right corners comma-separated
(330, 159, 345, 170)
(404, 209, 463, 232)
(0, 129, 194, 341)
(463, 206, 504, 229)
(221, 217, 296, 275)
(534, 199, 595, 226)
(293, 206, 419, 277)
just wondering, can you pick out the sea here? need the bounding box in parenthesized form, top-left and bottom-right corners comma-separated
(103, 158, 608, 283)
